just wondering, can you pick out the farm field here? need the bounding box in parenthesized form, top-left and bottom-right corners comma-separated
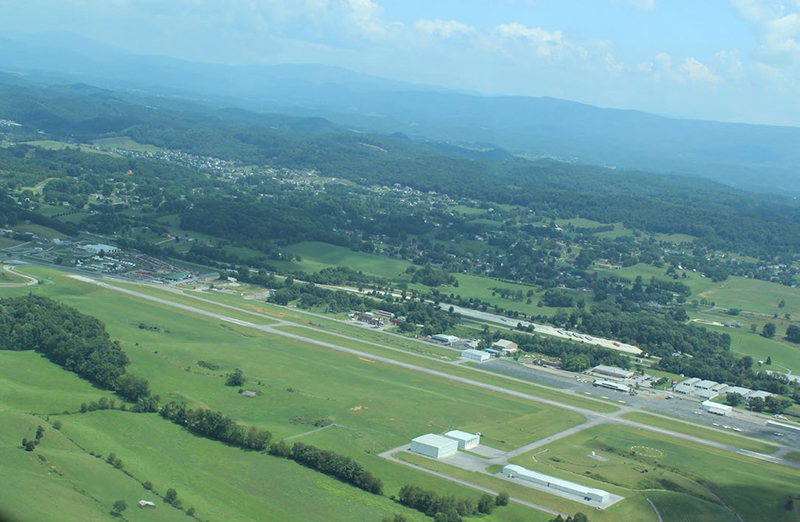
(598, 263, 717, 296)
(93, 136, 163, 152)
(696, 276, 800, 317)
(284, 241, 414, 279)
(621, 412, 778, 454)
(12, 223, 68, 240)
(0, 236, 23, 249)
(691, 320, 800, 375)
(20, 140, 109, 155)
(507, 424, 800, 522)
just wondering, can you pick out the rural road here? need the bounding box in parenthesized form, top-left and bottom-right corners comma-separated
(67, 274, 800, 472)
(0, 263, 39, 286)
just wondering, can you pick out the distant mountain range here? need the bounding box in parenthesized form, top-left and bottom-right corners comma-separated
(1, 32, 799, 194)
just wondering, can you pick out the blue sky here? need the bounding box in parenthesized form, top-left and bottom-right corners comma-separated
(1, 0, 799, 126)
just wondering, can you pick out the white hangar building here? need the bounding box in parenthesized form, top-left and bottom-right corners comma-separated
(410, 434, 458, 459)
(460, 349, 490, 362)
(444, 430, 480, 449)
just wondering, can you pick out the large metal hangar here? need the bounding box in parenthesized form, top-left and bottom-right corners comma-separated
(410, 434, 458, 459)
(502, 464, 611, 503)
(460, 349, 490, 362)
(444, 430, 480, 449)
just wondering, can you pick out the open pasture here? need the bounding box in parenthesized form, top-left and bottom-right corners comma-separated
(697, 276, 800, 317)
(285, 241, 414, 279)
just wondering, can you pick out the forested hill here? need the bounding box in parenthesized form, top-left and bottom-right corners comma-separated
(3, 33, 800, 194)
(2, 77, 800, 257)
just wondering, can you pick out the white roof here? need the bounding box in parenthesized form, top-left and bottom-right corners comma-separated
(412, 433, 458, 449)
(725, 386, 752, 396)
(503, 465, 610, 498)
(710, 383, 729, 392)
(747, 390, 773, 399)
(702, 400, 732, 412)
(681, 378, 701, 386)
(695, 380, 718, 389)
(461, 349, 488, 357)
(84, 243, 117, 252)
(445, 430, 479, 441)
(693, 389, 719, 399)
(493, 339, 516, 348)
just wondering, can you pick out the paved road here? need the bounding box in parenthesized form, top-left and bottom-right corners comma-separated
(68, 274, 800, 471)
(483, 359, 800, 450)
(439, 303, 643, 355)
(0, 262, 38, 286)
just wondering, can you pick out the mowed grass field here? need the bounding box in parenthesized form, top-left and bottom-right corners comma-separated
(284, 241, 414, 279)
(697, 276, 800, 317)
(1, 267, 587, 520)
(508, 424, 800, 522)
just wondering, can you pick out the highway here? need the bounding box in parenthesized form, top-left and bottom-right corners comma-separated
(439, 302, 643, 355)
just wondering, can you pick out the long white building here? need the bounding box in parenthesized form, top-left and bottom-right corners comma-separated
(502, 464, 610, 503)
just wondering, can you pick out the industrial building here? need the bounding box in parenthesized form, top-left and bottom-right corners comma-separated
(492, 339, 518, 354)
(694, 380, 719, 391)
(710, 383, 729, 394)
(746, 390, 773, 402)
(461, 349, 490, 362)
(431, 334, 460, 344)
(693, 389, 719, 401)
(590, 365, 634, 380)
(410, 434, 458, 459)
(724, 386, 752, 398)
(83, 243, 119, 255)
(701, 401, 732, 416)
(593, 379, 631, 393)
(444, 430, 480, 449)
(502, 464, 611, 503)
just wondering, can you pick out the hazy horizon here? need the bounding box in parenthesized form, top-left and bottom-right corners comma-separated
(1, 0, 799, 127)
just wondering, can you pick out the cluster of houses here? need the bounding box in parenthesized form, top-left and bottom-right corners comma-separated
(673, 377, 773, 403)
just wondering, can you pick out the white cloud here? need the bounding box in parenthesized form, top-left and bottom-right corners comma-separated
(605, 52, 623, 72)
(681, 57, 723, 83)
(345, 0, 390, 39)
(415, 19, 475, 39)
(730, 0, 800, 66)
(493, 22, 570, 58)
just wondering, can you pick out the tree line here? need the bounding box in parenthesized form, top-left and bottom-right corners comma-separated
(160, 401, 272, 451)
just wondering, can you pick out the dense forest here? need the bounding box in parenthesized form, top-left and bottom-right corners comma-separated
(0, 294, 129, 388)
